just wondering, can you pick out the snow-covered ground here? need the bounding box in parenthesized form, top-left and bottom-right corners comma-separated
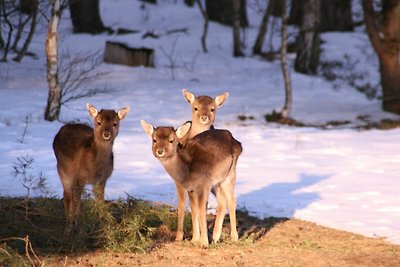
(0, 1, 399, 244)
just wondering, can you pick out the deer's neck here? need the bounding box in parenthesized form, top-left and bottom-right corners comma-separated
(161, 152, 188, 185)
(93, 140, 113, 164)
(187, 123, 210, 139)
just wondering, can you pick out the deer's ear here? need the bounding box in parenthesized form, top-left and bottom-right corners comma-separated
(118, 106, 130, 120)
(141, 120, 154, 138)
(182, 89, 196, 104)
(214, 92, 229, 108)
(87, 103, 99, 118)
(176, 122, 191, 139)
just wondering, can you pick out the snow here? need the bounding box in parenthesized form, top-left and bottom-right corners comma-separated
(1, 1, 399, 245)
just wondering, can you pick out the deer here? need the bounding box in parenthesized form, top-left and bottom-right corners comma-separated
(53, 103, 130, 235)
(141, 120, 242, 247)
(180, 89, 229, 144)
(171, 89, 230, 242)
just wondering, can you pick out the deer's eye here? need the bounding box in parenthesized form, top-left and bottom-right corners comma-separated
(153, 139, 157, 143)
(97, 121, 101, 126)
(211, 107, 215, 112)
(169, 139, 174, 144)
(113, 122, 118, 127)
(194, 107, 198, 111)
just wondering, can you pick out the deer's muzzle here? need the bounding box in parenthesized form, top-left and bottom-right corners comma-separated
(102, 132, 112, 140)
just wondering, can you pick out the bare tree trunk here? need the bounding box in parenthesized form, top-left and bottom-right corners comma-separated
(69, 0, 108, 34)
(196, 0, 208, 53)
(362, 0, 400, 114)
(0, 2, 3, 49)
(232, 0, 244, 57)
(11, 11, 31, 51)
(14, 0, 38, 62)
(205, 0, 248, 27)
(0, 0, 13, 62)
(280, 0, 292, 118)
(44, 0, 62, 121)
(288, 0, 302, 26)
(320, 0, 353, 32)
(294, 0, 320, 74)
(252, 0, 277, 55)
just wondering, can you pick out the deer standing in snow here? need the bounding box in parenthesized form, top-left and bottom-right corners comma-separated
(53, 104, 129, 234)
(141, 120, 242, 247)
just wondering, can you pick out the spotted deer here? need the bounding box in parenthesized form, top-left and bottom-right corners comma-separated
(180, 89, 229, 144)
(141, 120, 242, 247)
(53, 103, 129, 234)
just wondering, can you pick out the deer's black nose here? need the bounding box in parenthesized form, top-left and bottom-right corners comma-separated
(200, 116, 209, 123)
(102, 132, 112, 140)
(156, 149, 165, 158)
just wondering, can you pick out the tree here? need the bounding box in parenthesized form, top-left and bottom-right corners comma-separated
(205, 0, 248, 27)
(44, 0, 62, 121)
(69, 0, 109, 34)
(280, 0, 292, 119)
(288, 0, 353, 32)
(362, 0, 400, 114)
(14, 0, 39, 62)
(196, 0, 209, 53)
(0, 0, 39, 62)
(288, 0, 302, 26)
(252, 0, 278, 55)
(294, 0, 320, 74)
(320, 0, 353, 32)
(232, 0, 244, 57)
(0, 0, 14, 62)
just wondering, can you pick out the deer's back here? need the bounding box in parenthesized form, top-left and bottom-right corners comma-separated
(180, 129, 242, 187)
(185, 129, 242, 158)
(53, 124, 94, 160)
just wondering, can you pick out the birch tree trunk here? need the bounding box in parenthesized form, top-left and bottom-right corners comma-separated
(44, 0, 62, 121)
(294, 0, 320, 75)
(280, 0, 292, 118)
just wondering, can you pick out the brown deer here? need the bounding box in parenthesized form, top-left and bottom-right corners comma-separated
(180, 89, 229, 144)
(141, 120, 242, 247)
(53, 103, 129, 234)
(172, 89, 229, 242)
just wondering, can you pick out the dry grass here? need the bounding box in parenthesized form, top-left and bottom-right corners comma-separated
(1, 197, 399, 267)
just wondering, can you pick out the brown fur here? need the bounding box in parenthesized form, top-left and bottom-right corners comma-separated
(141, 120, 242, 247)
(53, 104, 129, 235)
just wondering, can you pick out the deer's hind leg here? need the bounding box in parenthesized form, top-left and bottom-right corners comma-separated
(188, 190, 200, 243)
(212, 185, 227, 243)
(59, 167, 75, 235)
(69, 179, 84, 229)
(221, 164, 238, 241)
(198, 186, 211, 247)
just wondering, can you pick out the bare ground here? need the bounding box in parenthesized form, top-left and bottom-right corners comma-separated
(46, 213, 400, 267)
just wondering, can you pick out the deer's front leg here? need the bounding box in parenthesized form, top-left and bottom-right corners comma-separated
(175, 181, 187, 241)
